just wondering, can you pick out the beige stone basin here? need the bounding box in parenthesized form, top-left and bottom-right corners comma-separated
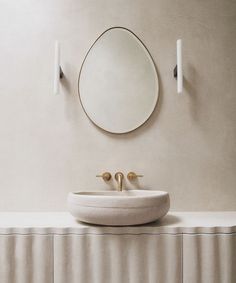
(67, 190, 170, 226)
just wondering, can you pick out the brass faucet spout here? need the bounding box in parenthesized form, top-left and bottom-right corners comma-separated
(114, 172, 124, 191)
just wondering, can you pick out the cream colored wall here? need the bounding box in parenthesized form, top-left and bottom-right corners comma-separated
(0, 0, 235, 211)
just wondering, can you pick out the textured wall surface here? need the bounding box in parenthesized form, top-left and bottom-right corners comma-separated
(0, 0, 235, 211)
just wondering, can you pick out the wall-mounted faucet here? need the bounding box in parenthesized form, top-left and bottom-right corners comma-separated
(114, 172, 124, 191)
(96, 171, 143, 191)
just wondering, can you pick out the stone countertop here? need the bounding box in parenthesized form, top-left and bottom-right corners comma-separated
(0, 212, 235, 235)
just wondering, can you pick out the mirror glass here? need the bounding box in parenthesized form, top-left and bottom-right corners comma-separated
(79, 27, 159, 134)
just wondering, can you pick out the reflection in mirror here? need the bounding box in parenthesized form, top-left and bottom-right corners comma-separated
(79, 27, 159, 134)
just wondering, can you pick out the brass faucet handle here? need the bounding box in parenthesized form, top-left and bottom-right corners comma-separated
(96, 172, 112, 181)
(127, 172, 143, 181)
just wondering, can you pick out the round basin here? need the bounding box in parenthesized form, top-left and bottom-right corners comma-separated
(67, 190, 170, 226)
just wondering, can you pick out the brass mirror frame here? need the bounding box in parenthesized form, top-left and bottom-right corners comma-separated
(78, 26, 159, 134)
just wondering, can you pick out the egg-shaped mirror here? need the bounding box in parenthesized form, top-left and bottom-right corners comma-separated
(79, 27, 159, 134)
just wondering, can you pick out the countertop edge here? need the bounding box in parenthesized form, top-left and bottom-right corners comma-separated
(0, 212, 235, 235)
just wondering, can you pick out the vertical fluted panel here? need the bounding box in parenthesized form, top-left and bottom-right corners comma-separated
(54, 233, 182, 283)
(0, 235, 53, 283)
(183, 234, 236, 283)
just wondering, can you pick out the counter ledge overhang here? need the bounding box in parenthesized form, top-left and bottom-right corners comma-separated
(0, 211, 235, 235)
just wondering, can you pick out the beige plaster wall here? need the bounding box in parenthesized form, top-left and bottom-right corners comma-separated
(0, 0, 235, 211)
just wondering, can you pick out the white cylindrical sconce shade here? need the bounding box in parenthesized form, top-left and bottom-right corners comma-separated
(177, 39, 183, 94)
(54, 40, 60, 95)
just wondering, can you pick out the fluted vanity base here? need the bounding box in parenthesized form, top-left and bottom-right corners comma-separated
(0, 235, 53, 283)
(183, 234, 236, 283)
(0, 212, 235, 283)
(54, 234, 181, 283)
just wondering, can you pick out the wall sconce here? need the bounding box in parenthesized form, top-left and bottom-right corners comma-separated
(173, 39, 183, 94)
(53, 40, 64, 95)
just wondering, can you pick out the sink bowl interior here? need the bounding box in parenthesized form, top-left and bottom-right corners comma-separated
(73, 190, 167, 196)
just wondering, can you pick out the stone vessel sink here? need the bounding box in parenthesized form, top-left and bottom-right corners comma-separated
(67, 190, 170, 226)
